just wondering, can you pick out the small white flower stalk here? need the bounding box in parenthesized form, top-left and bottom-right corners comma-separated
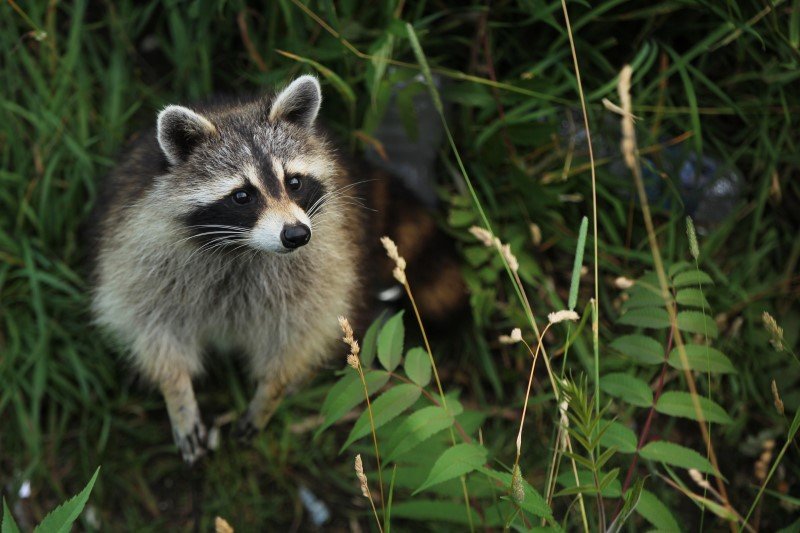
(547, 309, 580, 325)
(499, 327, 523, 345)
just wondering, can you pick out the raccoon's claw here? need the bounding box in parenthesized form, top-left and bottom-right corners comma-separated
(174, 421, 207, 465)
(232, 414, 260, 443)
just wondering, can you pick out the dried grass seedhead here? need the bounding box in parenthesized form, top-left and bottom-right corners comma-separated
(338, 316, 360, 369)
(469, 226, 519, 273)
(754, 440, 775, 483)
(614, 276, 635, 290)
(617, 64, 636, 171)
(689, 468, 712, 491)
(762, 311, 785, 352)
(548, 310, 580, 325)
(771, 379, 784, 415)
(380, 236, 407, 284)
(354, 454, 371, 499)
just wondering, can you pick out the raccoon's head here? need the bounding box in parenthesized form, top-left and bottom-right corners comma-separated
(154, 75, 340, 254)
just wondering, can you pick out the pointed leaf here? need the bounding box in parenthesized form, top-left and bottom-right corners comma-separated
(389, 500, 480, 525)
(341, 383, 421, 450)
(675, 288, 710, 309)
(360, 315, 385, 367)
(316, 371, 390, 436)
(600, 421, 638, 454)
(34, 467, 100, 533)
(414, 444, 487, 494)
(672, 270, 713, 288)
(668, 261, 693, 277)
(609, 335, 664, 365)
(640, 441, 716, 475)
(377, 311, 405, 371)
(600, 373, 653, 407)
(617, 307, 671, 329)
(383, 406, 453, 462)
(624, 285, 671, 309)
(404, 347, 431, 387)
(668, 345, 736, 374)
(636, 489, 681, 532)
(608, 478, 645, 533)
(2, 498, 21, 533)
(655, 391, 733, 425)
(676, 311, 718, 338)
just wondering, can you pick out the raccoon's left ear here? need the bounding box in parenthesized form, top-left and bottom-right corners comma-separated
(157, 105, 218, 166)
(268, 75, 322, 128)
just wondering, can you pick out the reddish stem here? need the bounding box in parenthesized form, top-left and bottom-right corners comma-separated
(612, 326, 675, 521)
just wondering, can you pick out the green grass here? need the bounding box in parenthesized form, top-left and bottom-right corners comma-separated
(2, 0, 799, 530)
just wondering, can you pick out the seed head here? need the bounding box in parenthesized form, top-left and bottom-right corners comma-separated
(686, 216, 700, 260)
(548, 310, 580, 325)
(499, 327, 523, 345)
(762, 312, 785, 352)
(354, 454, 371, 499)
(381, 236, 407, 284)
(511, 464, 525, 503)
(771, 379, 784, 415)
(469, 226, 496, 247)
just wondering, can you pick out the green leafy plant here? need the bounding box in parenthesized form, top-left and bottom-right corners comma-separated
(2, 468, 99, 533)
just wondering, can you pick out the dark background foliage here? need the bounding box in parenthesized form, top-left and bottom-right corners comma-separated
(1, 0, 798, 530)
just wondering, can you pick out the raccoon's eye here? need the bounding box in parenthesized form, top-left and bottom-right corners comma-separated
(287, 175, 302, 191)
(232, 189, 252, 205)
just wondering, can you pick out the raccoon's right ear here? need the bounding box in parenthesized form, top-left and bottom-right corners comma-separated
(156, 105, 218, 166)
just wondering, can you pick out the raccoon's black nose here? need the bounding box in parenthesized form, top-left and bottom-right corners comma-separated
(280, 223, 311, 249)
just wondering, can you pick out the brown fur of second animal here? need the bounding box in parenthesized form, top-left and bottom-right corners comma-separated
(89, 75, 466, 463)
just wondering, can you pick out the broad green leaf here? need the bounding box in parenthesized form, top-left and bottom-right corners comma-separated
(617, 307, 670, 329)
(479, 468, 552, 519)
(639, 441, 716, 475)
(377, 311, 405, 371)
(341, 383, 421, 450)
(677, 311, 719, 338)
(675, 288, 710, 309)
(668, 345, 736, 374)
(360, 315, 384, 367)
(600, 421, 638, 454)
(404, 347, 431, 387)
(35, 467, 100, 533)
(414, 443, 487, 494)
(636, 489, 680, 532)
(389, 500, 480, 525)
(624, 285, 671, 309)
(655, 391, 733, 425)
(600, 373, 653, 407)
(316, 371, 390, 436)
(672, 270, 713, 288)
(609, 335, 664, 365)
(2, 498, 20, 533)
(383, 406, 453, 462)
(668, 261, 693, 277)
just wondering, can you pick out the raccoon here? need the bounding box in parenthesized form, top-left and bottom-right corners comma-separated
(90, 75, 465, 463)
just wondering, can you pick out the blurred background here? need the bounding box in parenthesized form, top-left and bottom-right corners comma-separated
(1, 0, 799, 530)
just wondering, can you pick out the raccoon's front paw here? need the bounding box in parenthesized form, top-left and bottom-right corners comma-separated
(173, 420, 207, 464)
(232, 412, 260, 443)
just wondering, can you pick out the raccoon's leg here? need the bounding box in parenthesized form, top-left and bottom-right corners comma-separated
(159, 369, 207, 464)
(135, 335, 207, 464)
(233, 376, 288, 442)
